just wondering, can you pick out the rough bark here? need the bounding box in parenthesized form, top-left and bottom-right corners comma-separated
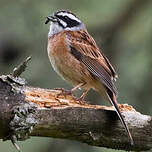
(0, 75, 151, 151)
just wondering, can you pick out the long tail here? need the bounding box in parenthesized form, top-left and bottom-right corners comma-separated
(106, 89, 134, 145)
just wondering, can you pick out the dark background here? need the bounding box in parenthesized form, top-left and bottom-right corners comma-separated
(0, 0, 152, 151)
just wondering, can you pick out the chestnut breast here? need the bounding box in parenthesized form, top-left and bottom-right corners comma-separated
(47, 31, 90, 85)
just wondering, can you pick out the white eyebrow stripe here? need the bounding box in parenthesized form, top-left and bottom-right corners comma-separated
(57, 12, 81, 23)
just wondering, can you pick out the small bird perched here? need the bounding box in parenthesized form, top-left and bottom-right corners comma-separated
(45, 10, 133, 145)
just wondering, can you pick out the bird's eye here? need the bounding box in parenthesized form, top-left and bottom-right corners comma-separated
(64, 16, 69, 19)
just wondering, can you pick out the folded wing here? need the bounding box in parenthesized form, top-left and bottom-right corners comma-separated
(66, 30, 118, 96)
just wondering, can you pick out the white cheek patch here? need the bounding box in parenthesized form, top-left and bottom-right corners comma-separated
(48, 22, 63, 37)
(57, 12, 81, 23)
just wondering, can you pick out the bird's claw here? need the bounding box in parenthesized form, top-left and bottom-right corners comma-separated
(75, 97, 85, 105)
(56, 89, 73, 98)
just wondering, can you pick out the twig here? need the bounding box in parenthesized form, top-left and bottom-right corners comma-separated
(12, 56, 32, 77)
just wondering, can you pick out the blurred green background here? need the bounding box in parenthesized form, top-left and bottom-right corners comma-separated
(0, 0, 152, 151)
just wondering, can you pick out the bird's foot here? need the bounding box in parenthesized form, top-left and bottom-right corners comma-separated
(55, 88, 73, 98)
(74, 89, 88, 105)
(75, 97, 85, 105)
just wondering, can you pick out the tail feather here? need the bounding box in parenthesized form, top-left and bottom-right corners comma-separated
(106, 89, 134, 145)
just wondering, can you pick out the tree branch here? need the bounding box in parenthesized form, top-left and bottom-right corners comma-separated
(0, 75, 151, 151)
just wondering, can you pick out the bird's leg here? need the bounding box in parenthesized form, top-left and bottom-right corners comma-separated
(76, 89, 89, 104)
(56, 83, 85, 98)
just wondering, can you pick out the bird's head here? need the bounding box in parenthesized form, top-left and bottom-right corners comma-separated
(45, 10, 85, 37)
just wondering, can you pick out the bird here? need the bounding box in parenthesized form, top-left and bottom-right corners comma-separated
(45, 10, 134, 145)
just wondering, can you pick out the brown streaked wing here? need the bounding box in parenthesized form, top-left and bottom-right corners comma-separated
(102, 53, 118, 80)
(66, 30, 117, 78)
(66, 30, 117, 96)
(82, 55, 117, 96)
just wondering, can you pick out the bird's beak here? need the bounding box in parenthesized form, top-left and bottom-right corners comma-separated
(45, 15, 58, 24)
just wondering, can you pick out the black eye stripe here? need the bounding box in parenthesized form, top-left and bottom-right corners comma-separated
(55, 15, 80, 28)
(58, 21, 65, 28)
(55, 15, 70, 21)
